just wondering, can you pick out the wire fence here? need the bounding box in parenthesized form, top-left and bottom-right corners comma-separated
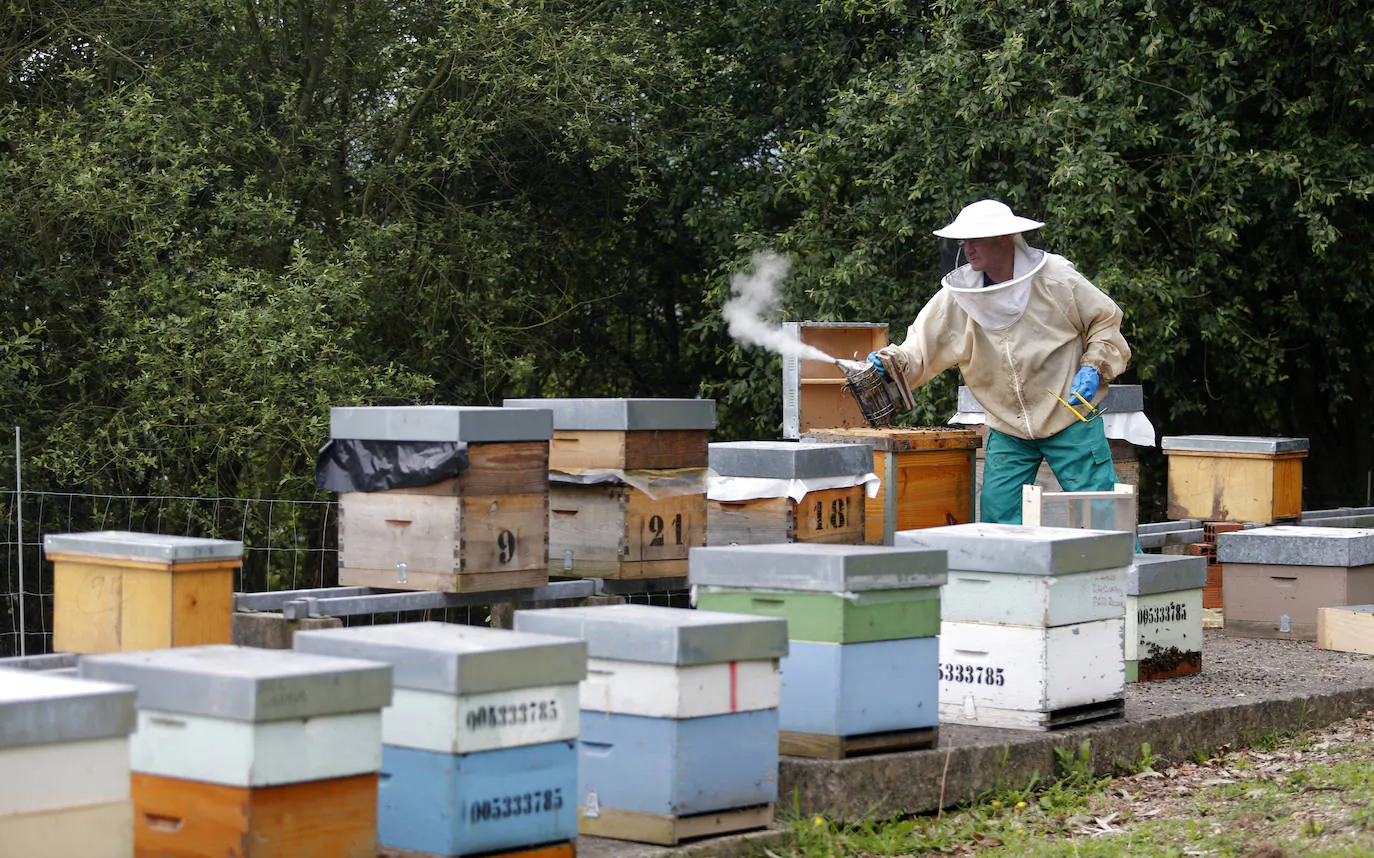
(0, 488, 687, 658)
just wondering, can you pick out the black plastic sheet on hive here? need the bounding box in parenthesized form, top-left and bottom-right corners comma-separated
(315, 439, 470, 493)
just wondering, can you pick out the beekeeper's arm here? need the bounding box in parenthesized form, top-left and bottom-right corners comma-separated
(867, 293, 964, 390)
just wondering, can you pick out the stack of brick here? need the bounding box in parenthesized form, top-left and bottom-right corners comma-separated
(1187, 521, 1245, 609)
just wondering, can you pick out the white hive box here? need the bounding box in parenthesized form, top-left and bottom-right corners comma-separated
(330, 406, 554, 593)
(294, 621, 587, 754)
(895, 523, 1131, 730)
(79, 645, 392, 788)
(1126, 554, 1206, 682)
(0, 669, 137, 858)
(513, 604, 786, 845)
(894, 522, 1133, 627)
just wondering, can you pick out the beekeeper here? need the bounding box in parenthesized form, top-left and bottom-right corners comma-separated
(869, 199, 1131, 524)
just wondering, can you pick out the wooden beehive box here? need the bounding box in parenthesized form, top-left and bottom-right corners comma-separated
(691, 542, 947, 758)
(0, 670, 136, 858)
(514, 605, 786, 845)
(504, 398, 715, 470)
(780, 321, 889, 439)
(46, 531, 241, 654)
(296, 623, 587, 857)
(803, 428, 980, 544)
(1126, 554, 1206, 682)
(706, 441, 873, 547)
(331, 406, 553, 593)
(80, 645, 393, 858)
(1162, 435, 1308, 524)
(1218, 525, 1374, 641)
(548, 481, 706, 578)
(897, 523, 1132, 730)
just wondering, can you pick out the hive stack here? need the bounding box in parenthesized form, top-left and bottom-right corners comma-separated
(79, 645, 393, 858)
(513, 604, 785, 846)
(1126, 554, 1207, 682)
(895, 523, 1133, 730)
(293, 622, 586, 858)
(691, 543, 946, 758)
(706, 441, 875, 546)
(330, 406, 553, 593)
(46, 531, 241, 654)
(0, 669, 136, 856)
(503, 398, 715, 580)
(1218, 525, 1374, 641)
(802, 427, 980, 544)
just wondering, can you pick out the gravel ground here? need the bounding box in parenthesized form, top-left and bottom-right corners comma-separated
(1127, 629, 1374, 720)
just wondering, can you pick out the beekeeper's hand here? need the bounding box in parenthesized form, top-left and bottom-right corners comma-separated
(1070, 366, 1100, 406)
(867, 351, 888, 376)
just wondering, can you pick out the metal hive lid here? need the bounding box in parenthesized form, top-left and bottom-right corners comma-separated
(513, 603, 787, 665)
(330, 406, 554, 443)
(78, 645, 392, 722)
(0, 668, 136, 749)
(689, 543, 946, 592)
(503, 398, 716, 431)
(293, 622, 586, 695)
(43, 531, 243, 562)
(894, 523, 1133, 575)
(707, 441, 873, 480)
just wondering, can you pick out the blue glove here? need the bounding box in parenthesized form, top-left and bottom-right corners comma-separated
(867, 351, 887, 377)
(1070, 366, 1100, 406)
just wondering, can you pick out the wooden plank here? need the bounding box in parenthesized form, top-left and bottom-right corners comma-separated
(382, 442, 549, 497)
(338, 566, 549, 594)
(121, 567, 174, 652)
(0, 799, 133, 858)
(549, 430, 707, 470)
(804, 427, 981, 453)
(381, 841, 575, 858)
(779, 726, 938, 760)
(132, 771, 378, 858)
(1318, 606, 1374, 655)
(170, 566, 234, 647)
(576, 803, 773, 846)
(339, 491, 548, 585)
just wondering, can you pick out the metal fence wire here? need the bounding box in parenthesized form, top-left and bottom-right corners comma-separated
(0, 490, 503, 658)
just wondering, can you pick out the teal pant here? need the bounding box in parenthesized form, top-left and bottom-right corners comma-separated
(981, 419, 1119, 525)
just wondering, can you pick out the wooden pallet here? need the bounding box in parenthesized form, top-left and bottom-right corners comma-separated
(780, 726, 938, 760)
(577, 803, 773, 846)
(381, 839, 575, 858)
(939, 697, 1125, 732)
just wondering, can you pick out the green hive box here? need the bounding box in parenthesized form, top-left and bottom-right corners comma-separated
(695, 586, 940, 644)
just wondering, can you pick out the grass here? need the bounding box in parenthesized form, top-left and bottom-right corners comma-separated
(762, 710, 1374, 857)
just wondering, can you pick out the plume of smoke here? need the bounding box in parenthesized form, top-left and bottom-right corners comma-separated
(722, 251, 835, 363)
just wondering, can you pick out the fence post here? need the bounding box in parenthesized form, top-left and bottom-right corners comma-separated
(14, 426, 23, 656)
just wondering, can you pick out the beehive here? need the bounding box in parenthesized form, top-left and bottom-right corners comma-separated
(803, 427, 981, 544)
(0, 669, 136, 858)
(504, 399, 714, 579)
(331, 406, 553, 593)
(1162, 435, 1308, 524)
(79, 645, 393, 858)
(895, 523, 1132, 730)
(514, 604, 785, 845)
(691, 543, 946, 758)
(1218, 525, 1374, 641)
(46, 530, 241, 654)
(706, 441, 874, 546)
(294, 622, 587, 858)
(504, 397, 715, 470)
(1126, 554, 1206, 681)
(779, 321, 890, 439)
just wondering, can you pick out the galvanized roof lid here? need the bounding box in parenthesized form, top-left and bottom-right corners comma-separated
(1160, 435, 1309, 455)
(293, 622, 586, 695)
(503, 398, 716, 431)
(43, 531, 243, 562)
(707, 441, 873, 480)
(893, 523, 1133, 575)
(78, 645, 392, 722)
(689, 543, 946, 592)
(330, 405, 554, 443)
(1217, 525, 1374, 567)
(513, 603, 787, 665)
(1128, 554, 1207, 596)
(0, 668, 136, 749)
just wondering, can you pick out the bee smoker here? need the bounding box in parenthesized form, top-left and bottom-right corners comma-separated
(836, 354, 916, 428)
